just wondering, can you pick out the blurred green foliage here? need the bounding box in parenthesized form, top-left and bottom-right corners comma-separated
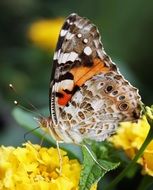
(0, 0, 153, 189)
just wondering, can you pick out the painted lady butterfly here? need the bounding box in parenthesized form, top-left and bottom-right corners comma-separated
(41, 13, 141, 144)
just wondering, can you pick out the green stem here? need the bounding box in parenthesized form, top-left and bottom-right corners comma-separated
(104, 115, 153, 190)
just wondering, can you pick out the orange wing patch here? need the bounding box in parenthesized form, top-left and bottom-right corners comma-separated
(58, 91, 72, 106)
(70, 58, 110, 87)
(57, 58, 110, 106)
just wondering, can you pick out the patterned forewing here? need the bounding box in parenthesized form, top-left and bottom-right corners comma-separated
(50, 13, 115, 125)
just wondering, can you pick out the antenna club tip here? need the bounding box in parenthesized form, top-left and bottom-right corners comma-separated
(14, 100, 18, 105)
(9, 84, 13, 88)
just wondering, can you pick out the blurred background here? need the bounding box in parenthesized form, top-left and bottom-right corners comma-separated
(0, 0, 153, 188)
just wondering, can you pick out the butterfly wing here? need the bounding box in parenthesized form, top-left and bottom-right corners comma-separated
(49, 13, 141, 143)
(50, 13, 115, 122)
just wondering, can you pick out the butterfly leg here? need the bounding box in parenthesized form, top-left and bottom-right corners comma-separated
(56, 140, 63, 175)
(45, 125, 63, 175)
(82, 144, 107, 171)
(39, 132, 47, 146)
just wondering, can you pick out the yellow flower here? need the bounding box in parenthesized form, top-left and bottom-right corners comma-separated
(28, 18, 64, 51)
(0, 142, 97, 190)
(109, 108, 153, 176)
(90, 183, 98, 190)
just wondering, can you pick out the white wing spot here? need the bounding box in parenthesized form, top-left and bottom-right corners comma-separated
(53, 51, 57, 60)
(58, 52, 78, 64)
(77, 33, 82, 38)
(57, 49, 61, 58)
(58, 52, 64, 64)
(61, 80, 74, 91)
(60, 29, 67, 37)
(84, 46, 92, 55)
(68, 52, 78, 62)
(62, 53, 70, 63)
(83, 38, 88, 44)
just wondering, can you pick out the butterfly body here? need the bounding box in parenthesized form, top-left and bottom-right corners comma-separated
(42, 13, 141, 144)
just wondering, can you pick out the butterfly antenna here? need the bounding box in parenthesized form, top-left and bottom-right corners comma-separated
(13, 100, 42, 117)
(24, 126, 41, 142)
(83, 144, 107, 171)
(9, 83, 45, 118)
(13, 100, 48, 143)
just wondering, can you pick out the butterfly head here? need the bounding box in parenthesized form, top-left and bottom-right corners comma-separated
(37, 116, 64, 142)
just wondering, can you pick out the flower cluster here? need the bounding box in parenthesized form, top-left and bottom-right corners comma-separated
(109, 107, 153, 176)
(28, 18, 64, 51)
(0, 142, 97, 190)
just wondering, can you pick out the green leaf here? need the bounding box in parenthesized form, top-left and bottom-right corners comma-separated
(79, 145, 120, 190)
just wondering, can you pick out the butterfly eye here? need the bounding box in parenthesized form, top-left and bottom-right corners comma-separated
(105, 85, 113, 93)
(119, 103, 128, 111)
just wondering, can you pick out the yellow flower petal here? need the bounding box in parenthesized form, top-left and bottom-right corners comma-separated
(0, 142, 97, 189)
(109, 111, 153, 176)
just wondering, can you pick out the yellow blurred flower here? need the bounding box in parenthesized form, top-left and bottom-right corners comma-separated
(0, 142, 97, 190)
(28, 18, 64, 51)
(109, 107, 153, 176)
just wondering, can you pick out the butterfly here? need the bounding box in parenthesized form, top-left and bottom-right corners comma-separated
(41, 13, 141, 144)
